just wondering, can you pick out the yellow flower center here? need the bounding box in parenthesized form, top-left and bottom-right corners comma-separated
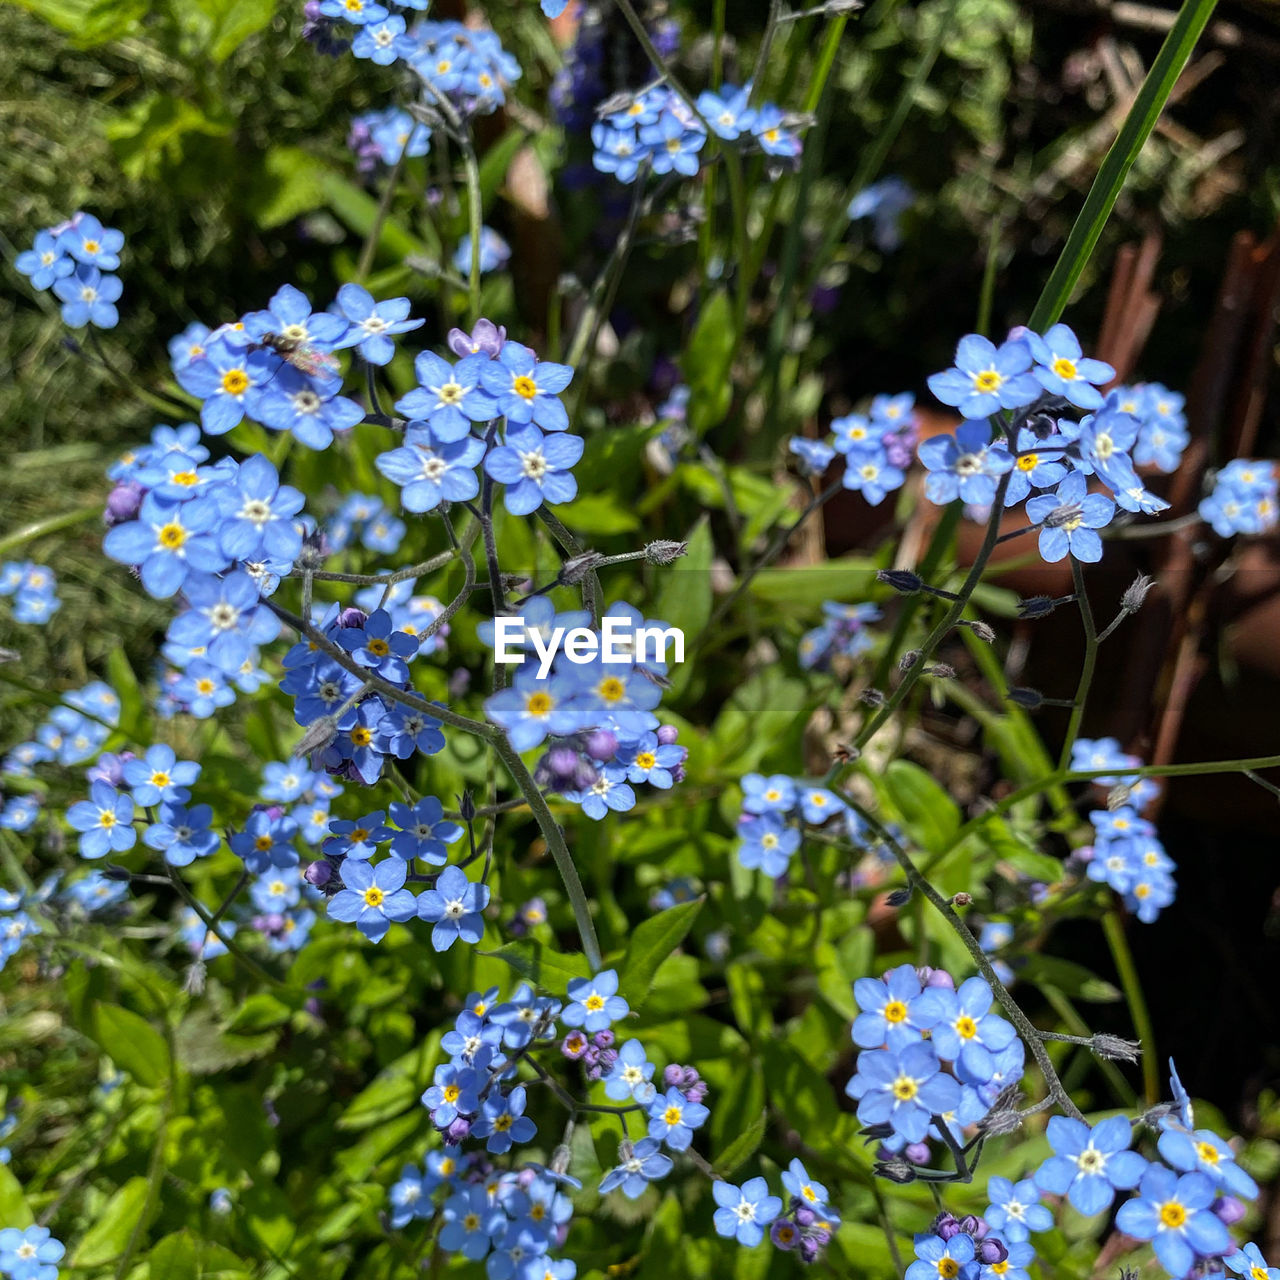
(350, 727, 373, 747)
(254, 834, 273, 852)
(443, 1084, 460, 1103)
(584, 994, 605, 1012)
(1195, 1141, 1220, 1166)
(173, 470, 200, 487)
(98, 810, 117, 829)
(1159, 1202, 1187, 1230)
(150, 771, 170, 788)
(938, 1259, 960, 1279)
(526, 692, 552, 716)
(598, 677, 625, 703)
(891, 1075, 918, 1101)
(221, 369, 250, 396)
(635, 751, 656, 770)
(512, 375, 539, 400)
(159, 522, 187, 549)
(973, 369, 1003, 393)
(366, 638, 390, 657)
(664, 1105, 683, 1125)
(1052, 356, 1078, 381)
(883, 1000, 908, 1024)
(83, 238, 100, 254)
(1017, 453, 1038, 472)
(955, 1015, 978, 1040)
(363, 886, 385, 907)
(492, 1114, 513, 1131)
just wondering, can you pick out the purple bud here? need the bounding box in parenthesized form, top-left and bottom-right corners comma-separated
(561, 1031, 589, 1060)
(684, 1080, 708, 1104)
(104, 481, 145, 527)
(338, 607, 368, 629)
(919, 966, 955, 990)
(535, 745, 587, 793)
(670, 764, 687, 784)
(592, 1029, 615, 1049)
(448, 667, 471, 698)
(932, 1213, 961, 1241)
(977, 1239, 1006, 1264)
(584, 730, 618, 762)
(444, 1117, 471, 1143)
(798, 1238, 821, 1264)
(771, 1219, 799, 1250)
(1212, 1196, 1246, 1226)
(656, 724, 680, 745)
(904, 1142, 931, 1165)
(794, 1205, 817, 1228)
(663, 1064, 684, 1088)
(304, 860, 332, 888)
(960, 1215, 989, 1241)
(304, 997, 322, 1017)
(447, 318, 507, 359)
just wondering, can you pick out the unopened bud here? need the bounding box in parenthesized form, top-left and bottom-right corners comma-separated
(1018, 595, 1058, 619)
(877, 569, 923, 594)
(304, 860, 333, 888)
(1106, 784, 1132, 811)
(295, 715, 338, 758)
(979, 1106, 1024, 1137)
(457, 790, 477, 822)
(962, 620, 996, 643)
(951, 891, 972, 907)
(1024, 412, 1057, 440)
(561, 551, 605, 584)
(875, 1157, 916, 1184)
(102, 864, 133, 883)
(645, 540, 688, 566)
(1090, 1033, 1142, 1063)
(1007, 686, 1044, 709)
(925, 663, 955, 679)
(886, 887, 912, 908)
(899, 650, 921, 672)
(1121, 573, 1155, 614)
(858, 688, 885, 706)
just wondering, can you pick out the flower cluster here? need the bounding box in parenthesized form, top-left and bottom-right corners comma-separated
(798, 601, 882, 671)
(920, 324, 1178, 561)
(0, 563, 60, 626)
(904, 1208, 1030, 1280)
(1071, 738, 1175, 922)
(375, 328, 582, 517)
(787, 391, 919, 504)
(733, 772, 864, 879)
(1198, 459, 1278, 538)
(481, 603, 687, 820)
(347, 106, 432, 172)
(847, 964, 1024, 1151)
(592, 82, 802, 186)
(16, 212, 123, 329)
(170, 283, 383, 445)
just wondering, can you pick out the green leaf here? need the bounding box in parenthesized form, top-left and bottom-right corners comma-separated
(175, 1008, 277, 1074)
(245, 147, 329, 230)
(0, 1166, 33, 1228)
(619, 898, 703, 1004)
(481, 940, 591, 989)
(681, 290, 735, 436)
(337, 1037, 438, 1131)
(104, 648, 144, 739)
(1020, 955, 1121, 1003)
(71, 1176, 151, 1267)
(555, 493, 641, 535)
(148, 1232, 199, 1280)
(1028, 0, 1218, 327)
(87, 1001, 170, 1088)
(880, 760, 961, 855)
(223, 992, 295, 1035)
(711, 1111, 757, 1177)
(746, 558, 879, 606)
(193, 0, 275, 62)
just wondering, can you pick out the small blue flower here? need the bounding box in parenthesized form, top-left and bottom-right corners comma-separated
(212, 454, 306, 564)
(422, 1061, 481, 1127)
(334, 609, 419, 683)
(984, 1176, 1053, 1242)
(1114, 1165, 1230, 1278)
(1157, 1127, 1259, 1200)
(388, 796, 463, 864)
(846, 1042, 961, 1143)
(562, 969, 628, 1032)
(1027, 324, 1115, 409)
(332, 284, 424, 366)
(324, 811, 393, 860)
(484, 426, 583, 515)
(395, 351, 497, 442)
(473, 1085, 536, 1154)
(103, 491, 227, 599)
(904, 1231, 979, 1280)
(377, 431, 486, 513)
(484, 669, 585, 753)
(167, 571, 281, 672)
(122, 744, 201, 806)
(918, 421, 1014, 507)
(737, 811, 799, 878)
(741, 773, 796, 814)
(452, 227, 511, 276)
(841, 443, 906, 505)
(440, 1184, 504, 1259)
(0, 1225, 65, 1280)
(66, 782, 136, 860)
(781, 1158, 829, 1210)
(1226, 1243, 1280, 1280)
(851, 962, 932, 1050)
(646, 1087, 709, 1152)
(58, 213, 124, 268)
(327, 856, 417, 943)
(913, 975, 1017, 1082)
(143, 802, 219, 867)
(599, 1138, 672, 1199)
(1033, 1114, 1147, 1215)
(712, 1177, 782, 1247)
(798, 786, 845, 825)
(229, 809, 299, 873)
(927, 334, 1041, 417)
(564, 764, 635, 821)
(479, 342, 574, 430)
(1025, 471, 1116, 564)
(417, 865, 489, 952)
(789, 437, 836, 476)
(603, 1039, 657, 1104)
(53, 265, 122, 329)
(16, 231, 73, 290)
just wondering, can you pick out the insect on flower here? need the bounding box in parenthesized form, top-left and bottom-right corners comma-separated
(252, 331, 341, 381)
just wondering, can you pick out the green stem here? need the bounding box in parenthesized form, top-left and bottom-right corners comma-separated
(355, 145, 408, 283)
(0, 505, 100, 557)
(1103, 909, 1159, 1105)
(167, 866, 287, 991)
(1059, 556, 1098, 771)
(1027, 0, 1219, 329)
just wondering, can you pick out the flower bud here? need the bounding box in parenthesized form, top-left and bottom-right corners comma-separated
(877, 569, 923, 594)
(1212, 1196, 1246, 1226)
(904, 1142, 931, 1165)
(1007, 686, 1044, 709)
(584, 730, 618, 762)
(304, 860, 332, 888)
(104, 481, 145, 527)
(1090, 1033, 1142, 1063)
(1121, 573, 1155, 614)
(645, 540, 688, 565)
(338, 607, 368, 629)
(656, 724, 680, 746)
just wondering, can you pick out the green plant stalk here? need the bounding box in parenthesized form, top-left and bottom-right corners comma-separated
(355, 145, 408, 283)
(1027, 0, 1219, 329)
(801, 0, 959, 300)
(1103, 908, 1159, 1104)
(1059, 556, 1099, 770)
(0, 505, 101, 557)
